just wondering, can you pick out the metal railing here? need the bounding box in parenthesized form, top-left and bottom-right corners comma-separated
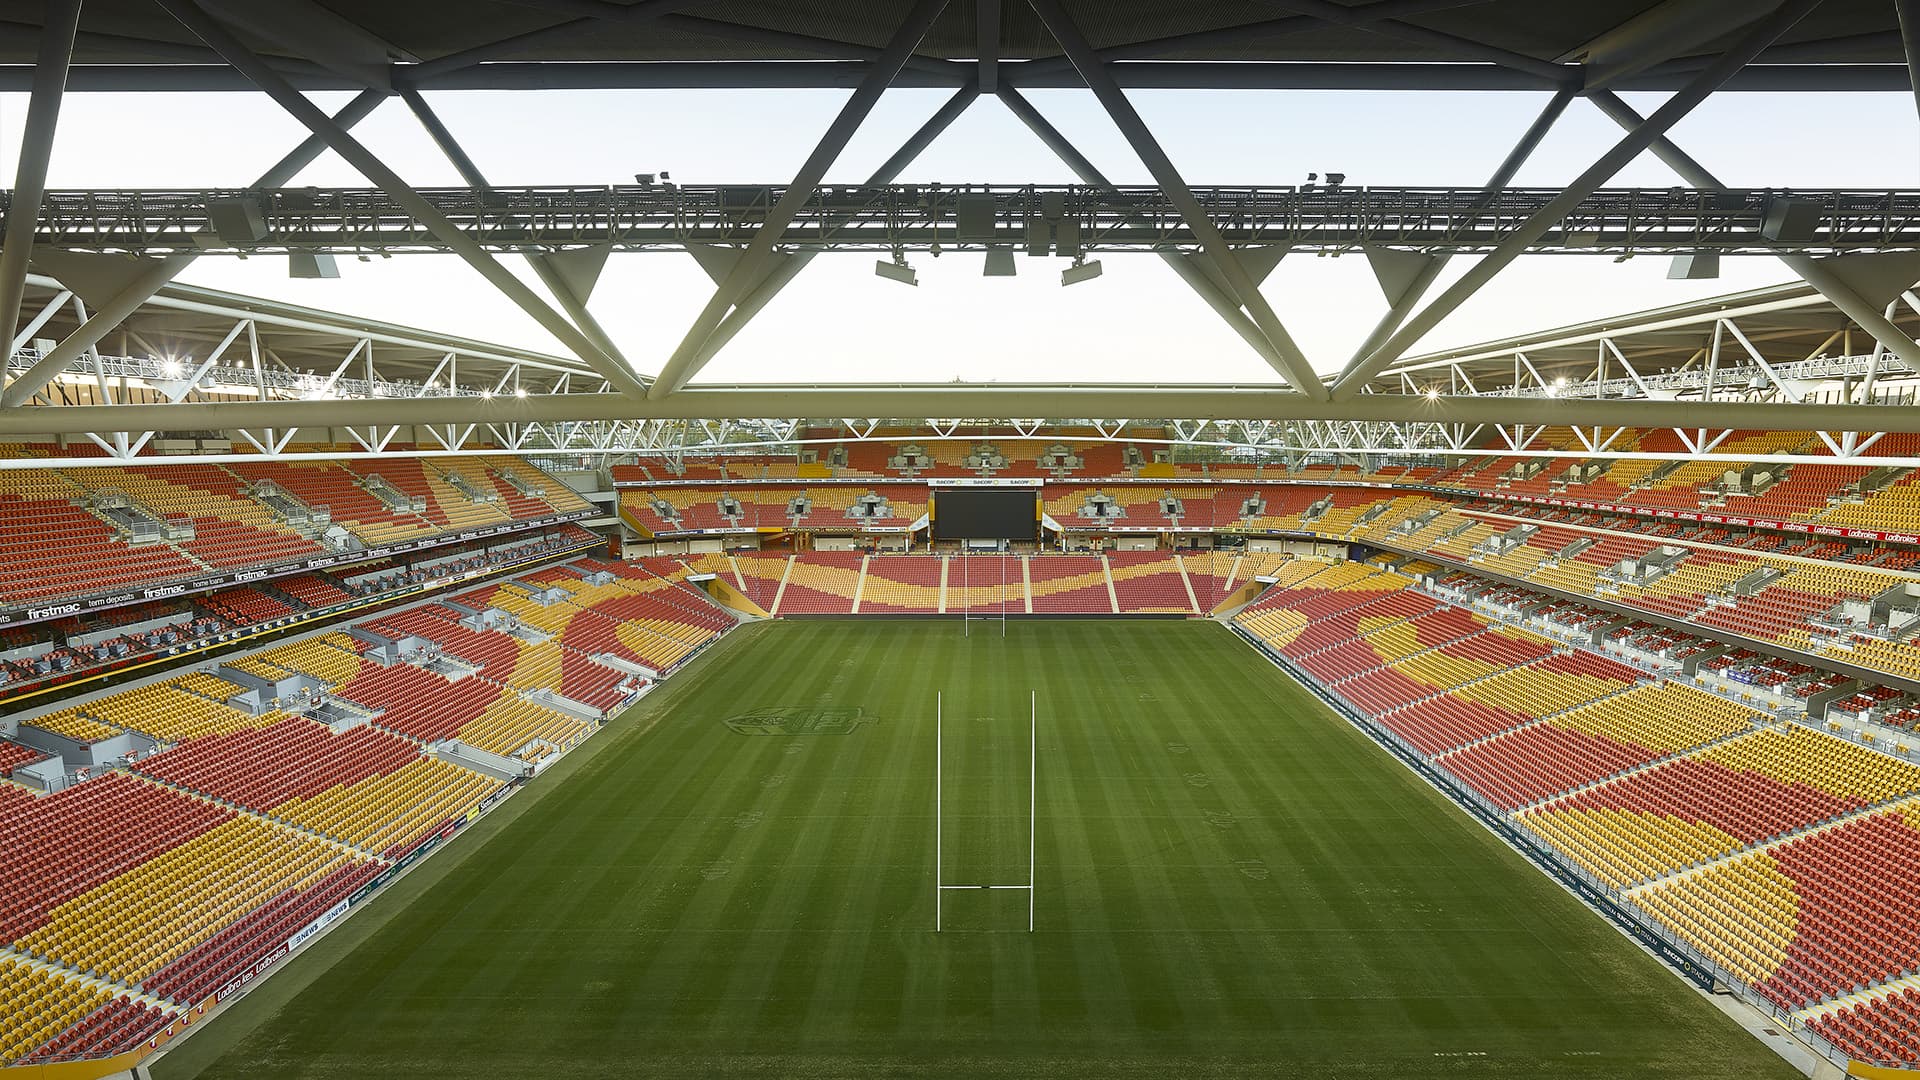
(16, 184, 1920, 255)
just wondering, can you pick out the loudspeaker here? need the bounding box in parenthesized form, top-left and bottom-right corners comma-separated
(1667, 253, 1720, 280)
(289, 252, 340, 279)
(955, 194, 997, 240)
(1023, 219, 1050, 256)
(1054, 219, 1080, 259)
(208, 196, 268, 243)
(1761, 198, 1821, 243)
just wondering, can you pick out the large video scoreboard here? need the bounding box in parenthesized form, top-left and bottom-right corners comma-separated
(932, 488, 1038, 539)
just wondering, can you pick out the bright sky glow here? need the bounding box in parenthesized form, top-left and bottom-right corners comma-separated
(4, 87, 1916, 386)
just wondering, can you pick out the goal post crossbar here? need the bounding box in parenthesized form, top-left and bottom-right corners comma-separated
(959, 545, 1009, 637)
(934, 689, 1035, 933)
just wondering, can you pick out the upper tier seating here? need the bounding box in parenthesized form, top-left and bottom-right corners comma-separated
(0, 773, 233, 944)
(64, 464, 321, 570)
(0, 472, 203, 605)
(226, 462, 436, 546)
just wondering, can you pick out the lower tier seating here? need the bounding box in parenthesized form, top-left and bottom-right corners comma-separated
(0, 956, 116, 1066)
(1438, 683, 1758, 811)
(269, 756, 501, 858)
(0, 774, 232, 945)
(1636, 806, 1920, 1010)
(142, 858, 383, 1006)
(1806, 984, 1920, 1066)
(13, 815, 352, 986)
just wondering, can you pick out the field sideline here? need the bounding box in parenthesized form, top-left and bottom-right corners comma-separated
(154, 620, 1795, 1079)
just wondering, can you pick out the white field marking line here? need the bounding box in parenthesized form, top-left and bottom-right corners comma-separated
(933, 688, 1038, 932)
(935, 689, 941, 932)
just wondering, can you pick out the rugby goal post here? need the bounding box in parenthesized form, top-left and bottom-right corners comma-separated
(934, 689, 1035, 933)
(959, 544, 1009, 638)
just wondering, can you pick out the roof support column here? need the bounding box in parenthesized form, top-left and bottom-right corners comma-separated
(647, 0, 952, 398)
(151, 0, 652, 398)
(1327, 0, 1821, 402)
(977, 0, 1000, 91)
(1027, 0, 1328, 400)
(0, 0, 82, 359)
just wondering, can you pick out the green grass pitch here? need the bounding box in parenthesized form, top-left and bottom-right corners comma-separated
(155, 620, 1796, 1079)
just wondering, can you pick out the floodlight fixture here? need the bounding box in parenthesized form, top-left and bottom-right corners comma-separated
(875, 253, 918, 287)
(159, 357, 184, 378)
(1061, 258, 1104, 287)
(983, 247, 1016, 278)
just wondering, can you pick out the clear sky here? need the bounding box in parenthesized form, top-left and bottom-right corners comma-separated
(3, 85, 1916, 387)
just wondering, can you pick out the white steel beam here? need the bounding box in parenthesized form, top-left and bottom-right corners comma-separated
(9, 289, 73, 355)
(992, 85, 1298, 379)
(1335, 87, 1573, 387)
(0, 88, 389, 408)
(397, 87, 642, 389)
(1028, 0, 1328, 400)
(163, 318, 248, 402)
(15, 387, 1920, 433)
(648, 0, 952, 398)
(1329, 0, 1821, 401)
(1587, 89, 1920, 374)
(675, 81, 978, 381)
(153, 0, 652, 399)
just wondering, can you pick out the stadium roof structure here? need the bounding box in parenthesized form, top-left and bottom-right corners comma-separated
(4, 0, 1920, 456)
(1, 0, 1911, 92)
(7, 266, 1919, 468)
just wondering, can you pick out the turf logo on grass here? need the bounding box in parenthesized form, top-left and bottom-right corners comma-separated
(724, 706, 872, 736)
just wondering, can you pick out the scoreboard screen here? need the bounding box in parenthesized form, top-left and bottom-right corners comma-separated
(934, 488, 1037, 539)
